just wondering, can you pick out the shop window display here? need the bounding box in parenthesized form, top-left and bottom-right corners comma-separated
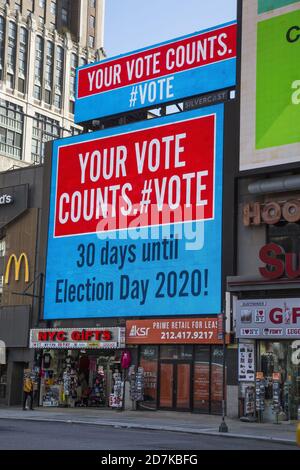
(139, 346, 158, 410)
(38, 349, 120, 408)
(129, 365, 145, 404)
(259, 341, 300, 420)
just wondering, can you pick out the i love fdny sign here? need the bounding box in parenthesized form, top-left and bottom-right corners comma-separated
(75, 21, 237, 124)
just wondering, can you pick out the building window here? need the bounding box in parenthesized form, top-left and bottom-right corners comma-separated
(62, 8, 68, 24)
(268, 223, 300, 254)
(15, 1, 22, 12)
(89, 15, 95, 29)
(0, 99, 24, 160)
(71, 126, 80, 136)
(0, 239, 6, 257)
(69, 52, 78, 103)
(45, 41, 54, 103)
(54, 45, 64, 108)
(7, 22, 17, 80)
(39, 0, 46, 7)
(88, 35, 95, 48)
(0, 16, 5, 81)
(18, 27, 28, 93)
(31, 113, 60, 163)
(69, 100, 74, 114)
(50, 1, 57, 16)
(80, 57, 87, 67)
(90, 0, 96, 8)
(7, 73, 14, 89)
(34, 84, 41, 100)
(54, 93, 61, 108)
(34, 36, 43, 100)
(44, 89, 51, 104)
(39, 16, 44, 27)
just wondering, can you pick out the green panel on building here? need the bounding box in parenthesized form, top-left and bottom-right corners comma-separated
(256, 9, 300, 149)
(258, 0, 300, 14)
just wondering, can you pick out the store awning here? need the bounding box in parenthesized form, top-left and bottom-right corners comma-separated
(227, 276, 300, 293)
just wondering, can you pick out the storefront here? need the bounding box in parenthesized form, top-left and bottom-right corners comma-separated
(126, 317, 227, 414)
(236, 299, 300, 422)
(0, 306, 32, 406)
(0, 167, 44, 407)
(30, 327, 126, 408)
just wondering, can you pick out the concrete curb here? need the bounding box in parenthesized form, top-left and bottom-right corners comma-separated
(0, 415, 297, 446)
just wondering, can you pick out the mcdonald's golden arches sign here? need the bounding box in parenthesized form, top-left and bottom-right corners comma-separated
(4, 253, 29, 284)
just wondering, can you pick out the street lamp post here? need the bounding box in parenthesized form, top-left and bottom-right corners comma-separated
(219, 309, 228, 433)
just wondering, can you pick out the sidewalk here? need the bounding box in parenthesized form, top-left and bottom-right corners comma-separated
(0, 406, 299, 446)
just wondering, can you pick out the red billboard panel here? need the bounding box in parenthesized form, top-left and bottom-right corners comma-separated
(77, 24, 237, 100)
(54, 114, 215, 237)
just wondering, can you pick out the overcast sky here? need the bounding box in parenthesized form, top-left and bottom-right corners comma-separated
(104, 0, 237, 57)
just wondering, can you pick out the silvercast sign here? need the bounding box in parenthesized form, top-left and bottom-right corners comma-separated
(236, 299, 300, 339)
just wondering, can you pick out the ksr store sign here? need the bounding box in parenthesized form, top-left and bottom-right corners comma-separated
(75, 22, 236, 122)
(126, 318, 226, 344)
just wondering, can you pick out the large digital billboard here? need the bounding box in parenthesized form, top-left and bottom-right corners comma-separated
(240, 0, 300, 170)
(75, 22, 236, 123)
(44, 105, 224, 319)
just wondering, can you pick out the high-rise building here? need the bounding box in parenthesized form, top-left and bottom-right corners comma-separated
(0, 0, 105, 171)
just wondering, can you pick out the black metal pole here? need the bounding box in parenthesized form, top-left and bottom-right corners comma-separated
(219, 311, 228, 433)
(37, 273, 44, 325)
(37, 273, 44, 407)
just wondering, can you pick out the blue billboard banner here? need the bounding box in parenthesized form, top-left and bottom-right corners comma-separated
(44, 105, 224, 319)
(75, 22, 236, 123)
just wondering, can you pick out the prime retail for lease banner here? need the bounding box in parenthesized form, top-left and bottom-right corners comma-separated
(44, 105, 224, 319)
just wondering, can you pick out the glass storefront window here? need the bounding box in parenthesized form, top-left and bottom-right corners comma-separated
(0, 364, 7, 400)
(160, 345, 193, 360)
(38, 349, 119, 408)
(259, 341, 300, 420)
(194, 346, 210, 413)
(139, 346, 158, 410)
(211, 346, 224, 414)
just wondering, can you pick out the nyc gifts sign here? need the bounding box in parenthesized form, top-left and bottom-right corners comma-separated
(75, 22, 236, 123)
(44, 105, 224, 319)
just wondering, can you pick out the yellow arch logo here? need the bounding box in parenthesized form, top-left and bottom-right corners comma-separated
(4, 253, 29, 284)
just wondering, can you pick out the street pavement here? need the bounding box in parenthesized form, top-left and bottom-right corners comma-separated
(0, 406, 299, 447)
(0, 419, 298, 450)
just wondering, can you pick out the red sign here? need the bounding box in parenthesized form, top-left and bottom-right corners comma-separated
(259, 243, 300, 280)
(37, 329, 112, 342)
(30, 328, 125, 349)
(54, 115, 215, 237)
(77, 24, 237, 99)
(126, 318, 224, 344)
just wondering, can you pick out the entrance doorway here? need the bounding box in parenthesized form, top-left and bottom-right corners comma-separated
(9, 362, 26, 406)
(139, 344, 224, 414)
(159, 361, 191, 410)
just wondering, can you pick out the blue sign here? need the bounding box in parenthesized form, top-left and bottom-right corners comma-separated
(75, 22, 236, 123)
(44, 105, 224, 319)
